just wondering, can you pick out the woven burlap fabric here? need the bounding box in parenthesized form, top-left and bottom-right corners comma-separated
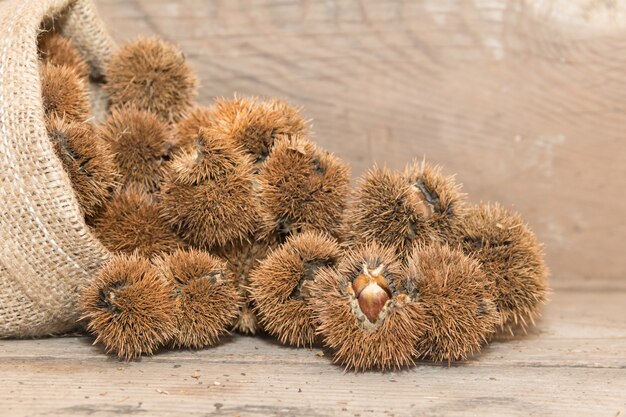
(0, 0, 115, 337)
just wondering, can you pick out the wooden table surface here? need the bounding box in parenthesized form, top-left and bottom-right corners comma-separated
(2, 286, 625, 416)
(3, 0, 626, 415)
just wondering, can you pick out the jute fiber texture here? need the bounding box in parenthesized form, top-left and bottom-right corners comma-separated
(0, 0, 114, 337)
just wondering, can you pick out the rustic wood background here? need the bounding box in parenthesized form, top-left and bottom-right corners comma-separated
(95, 0, 626, 287)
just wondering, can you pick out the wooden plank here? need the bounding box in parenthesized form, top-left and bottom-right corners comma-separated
(92, 0, 626, 285)
(1, 289, 624, 416)
(2, 359, 625, 417)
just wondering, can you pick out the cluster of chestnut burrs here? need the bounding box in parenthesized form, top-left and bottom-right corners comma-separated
(39, 29, 548, 371)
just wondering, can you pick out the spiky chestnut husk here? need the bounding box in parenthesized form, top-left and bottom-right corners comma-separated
(99, 106, 175, 192)
(160, 131, 258, 249)
(310, 242, 427, 371)
(218, 230, 310, 336)
(249, 231, 342, 347)
(41, 63, 91, 121)
(165, 129, 245, 183)
(104, 37, 197, 122)
(256, 137, 350, 239)
(80, 254, 177, 360)
(404, 243, 498, 363)
(403, 161, 467, 240)
(46, 116, 118, 217)
(38, 31, 90, 79)
(215, 235, 277, 335)
(93, 187, 182, 258)
(225, 137, 349, 334)
(154, 249, 241, 349)
(175, 106, 216, 150)
(208, 96, 308, 166)
(344, 161, 466, 258)
(456, 203, 549, 333)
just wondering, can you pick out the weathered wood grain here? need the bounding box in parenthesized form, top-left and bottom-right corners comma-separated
(3, 359, 624, 416)
(1, 289, 624, 416)
(92, 0, 626, 285)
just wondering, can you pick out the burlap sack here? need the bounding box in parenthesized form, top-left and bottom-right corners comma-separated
(0, 0, 115, 337)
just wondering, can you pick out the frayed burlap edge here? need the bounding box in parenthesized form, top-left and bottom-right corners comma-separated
(0, 0, 114, 337)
